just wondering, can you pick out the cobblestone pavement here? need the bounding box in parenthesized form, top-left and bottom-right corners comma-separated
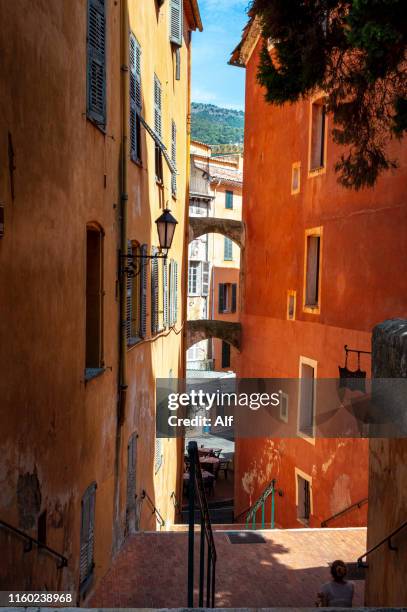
(90, 527, 366, 608)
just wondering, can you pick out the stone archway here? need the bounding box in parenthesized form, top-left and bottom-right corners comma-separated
(186, 320, 242, 350)
(189, 217, 244, 248)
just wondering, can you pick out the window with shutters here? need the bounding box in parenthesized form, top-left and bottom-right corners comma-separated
(201, 261, 210, 297)
(169, 0, 183, 47)
(154, 75, 163, 183)
(80, 483, 96, 589)
(218, 283, 237, 314)
(225, 190, 234, 209)
(157, 256, 166, 332)
(87, 0, 106, 130)
(171, 120, 177, 196)
(126, 433, 138, 534)
(296, 470, 312, 525)
(127, 242, 143, 345)
(85, 225, 104, 377)
(298, 357, 317, 439)
(151, 248, 159, 335)
(309, 98, 327, 172)
(221, 341, 231, 369)
(163, 257, 169, 329)
(303, 227, 322, 313)
(188, 261, 201, 296)
(129, 33, 142, 163)
(169, 259, 178, 326)
(224, 237, 233, 261)
(169, 259, 178, 327)
(139, 244, 148, 339)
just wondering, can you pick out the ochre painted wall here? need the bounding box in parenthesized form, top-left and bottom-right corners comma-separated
(235, 39, 407, 529)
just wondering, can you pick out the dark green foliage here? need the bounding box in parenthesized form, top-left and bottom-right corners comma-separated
(191, 103, 245, 145)
(251, 0, 407, 189)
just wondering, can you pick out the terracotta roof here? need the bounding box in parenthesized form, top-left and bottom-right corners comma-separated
(194, 160, 243, 186)
(185, 0, 203, 32)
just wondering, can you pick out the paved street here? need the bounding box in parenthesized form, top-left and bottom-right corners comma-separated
(90, 528, 366, 608)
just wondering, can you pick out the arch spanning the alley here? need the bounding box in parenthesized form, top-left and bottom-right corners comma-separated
(186, 320, 242, 350)
(189, 217, 244, 248)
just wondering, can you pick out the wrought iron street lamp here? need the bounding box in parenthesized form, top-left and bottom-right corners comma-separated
(122, 208, 178, 277)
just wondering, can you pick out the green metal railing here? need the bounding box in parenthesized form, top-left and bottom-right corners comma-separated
(235, 479, 281, 530)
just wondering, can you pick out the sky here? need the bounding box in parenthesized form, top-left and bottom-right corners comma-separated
(191, 0, 249, 110)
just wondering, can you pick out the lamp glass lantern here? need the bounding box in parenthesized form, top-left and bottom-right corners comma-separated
(155, 209, 178, 252)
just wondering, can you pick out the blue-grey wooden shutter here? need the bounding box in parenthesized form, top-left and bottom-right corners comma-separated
(126, 433, 137, 529)
(218, 283, 225, 314)
(174, 261, 178, 323)
(169, 260, 174, 326)
(80, 483, 96, 585)
(163, 258, 168, 328)
(202, 261, 209, 297)
(130, 33, 142, 161)
(126, 242, 132, 341)
(169, 0, 183, 46)
(171, 120, 177, 196)
(154, 75, 162, 138)
(140, 244, 147, 338)
(225, 190, 233, 209)
(175, 47, 181, 81)
(231, 283, 237, 313)
(224, 237, 233, 260)
(151, 248, 159, 334)
(87, 0, 106, 127)
(154, 438, 163, 473)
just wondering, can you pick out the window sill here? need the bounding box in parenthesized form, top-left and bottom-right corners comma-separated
(85, 367, 106, 382)
(297, 517, 310, 527)
(156, 178, 164, 187)
(308, 166, 326, 178)
(131, 157, 143, 168)
(303, 304, 320, 315)
(86, 115, 106, 135)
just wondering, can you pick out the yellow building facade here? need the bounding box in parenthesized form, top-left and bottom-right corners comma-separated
(0, 0, 201, 602)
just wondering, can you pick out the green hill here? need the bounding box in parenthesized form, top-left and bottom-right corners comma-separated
(191, 102, 244, 146)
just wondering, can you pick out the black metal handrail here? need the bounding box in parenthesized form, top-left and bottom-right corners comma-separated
(141, 490, 165, 527)
(187, 441, 217, 608)
(0, 519, 68, 568)
(321, 497, 368, 527)
(357, 519, 407, 568)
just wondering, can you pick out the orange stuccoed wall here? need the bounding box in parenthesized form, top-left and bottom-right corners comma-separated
(234, 39, 407, 529)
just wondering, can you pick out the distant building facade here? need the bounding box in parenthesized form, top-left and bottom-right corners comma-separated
(187, 140, 242, 372)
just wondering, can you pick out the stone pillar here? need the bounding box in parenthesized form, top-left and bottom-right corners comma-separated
(365, 319, 407, 606)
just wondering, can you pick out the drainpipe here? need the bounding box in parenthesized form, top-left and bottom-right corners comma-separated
(119, 0, 129, 423)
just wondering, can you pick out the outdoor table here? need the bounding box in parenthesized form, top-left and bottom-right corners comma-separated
(199, 456, 220, 475)
(198, 447, 213, 456)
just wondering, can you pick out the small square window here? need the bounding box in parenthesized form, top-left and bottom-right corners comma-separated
(291, 163, 301, 194)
